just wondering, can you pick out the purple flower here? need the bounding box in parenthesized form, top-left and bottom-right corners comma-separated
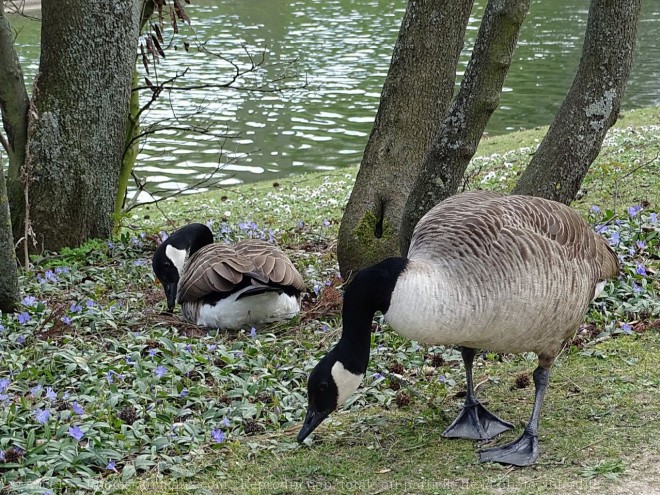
(106, 370, 115, 384)
(207, 344, 217, 352)
(372, 373, 383, 380)
(608, 231, 620, 246)
(313, 284, 321, 295)
(45, 387, 57, 401)
(17, 336, 25, 345)
(17, 312, 31, 324)
(636, 240, 646, 250)
(69, 302, 83, 313)
(154, 366, 167, 378)
(61, 316, 72, 325)
(68, 425, 84, 441)
(220, 417, 230, 426)
(107, 460, 116, 470)
(621, 323, 633, 334)
(34, 408, 51, 424)
(650, 213, 658, 224)
(86, 299, 96, 308)
(635, 264, 647, 276)
(158, 231, 169, 243)
(54, 266, 68, 275)
(0, 378, 9, 393)
(72, 402, 84, 415)
(321, 324, 329, 332)
(627, 205, 642, 218)
(107, 241, 114, 250)
(44, 270, 57, 282)
(0, 451, 5, 461)
(180, 388, 188, 397)
(590, 205, 601, 214)
(148, 348, 157, 357)
(184, 344, 193, 353)
(211, 428, 225, 443)
(250, 327, 257, 338)
(21, 295, 37, 307)
(30, 384, 42, 396)
(0, 324, 4, 333)
(438, 375, 447, 383)
(632, 282, 643, 293)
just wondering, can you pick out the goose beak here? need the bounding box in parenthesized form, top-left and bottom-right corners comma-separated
(297, 407, 331, 443)
(164, 282, 177, 312)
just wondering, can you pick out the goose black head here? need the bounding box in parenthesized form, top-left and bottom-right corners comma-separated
(297, 350, 364, 443)
(152, 223, 214, 311)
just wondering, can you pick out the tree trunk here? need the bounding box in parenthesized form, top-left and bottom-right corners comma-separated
(512, 0, 642, 204)
(0, 159, 19, 312)
(9, 0, 142, 251)
(337, 0, 474, 280)
(0, 1, 24, 310)
(400, 0, 529, 254)
(114, 0, 155, 232)
(0, 1, 30, 242)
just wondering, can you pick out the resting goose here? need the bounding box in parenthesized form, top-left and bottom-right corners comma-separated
(298, 191, 619, 466)
(152, 223, 305, 329)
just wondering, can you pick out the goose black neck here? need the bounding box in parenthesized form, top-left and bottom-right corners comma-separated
(336, 257, 408, 374)
(170, 223, 213, 256)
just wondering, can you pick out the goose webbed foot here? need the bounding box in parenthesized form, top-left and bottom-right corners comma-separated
(479, 429, 539, 466)
(442, 400, 513, 440)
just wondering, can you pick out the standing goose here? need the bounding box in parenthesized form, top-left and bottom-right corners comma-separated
(152, 223, 305, 329)
(297, 191, 618, 466)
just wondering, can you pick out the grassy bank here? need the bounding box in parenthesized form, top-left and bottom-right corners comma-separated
(0, 108, 658, 494)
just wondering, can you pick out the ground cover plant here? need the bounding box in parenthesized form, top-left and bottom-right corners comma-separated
(0, 108, 658, 494)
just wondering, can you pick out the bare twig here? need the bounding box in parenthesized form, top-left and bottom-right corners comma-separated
(612, 153, 658, 214)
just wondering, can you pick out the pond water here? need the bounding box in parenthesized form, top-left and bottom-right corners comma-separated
(7, 0, 660, 201)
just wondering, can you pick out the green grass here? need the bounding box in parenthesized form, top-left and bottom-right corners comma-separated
(0, 108, 658, 494)
(105, 336, 660, 495)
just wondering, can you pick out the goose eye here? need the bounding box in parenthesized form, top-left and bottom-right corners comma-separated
(318, 381, 328, 392)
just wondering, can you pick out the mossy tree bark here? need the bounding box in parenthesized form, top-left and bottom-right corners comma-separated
(114, 2, 155, 232)
(0, 167, 19, 312)
(6, 0, 142, 252)
(512, 0, 642, 204)
(400, 0, 529, 254)
(0, 1, 24, 309)
(337, 0, 474, 280)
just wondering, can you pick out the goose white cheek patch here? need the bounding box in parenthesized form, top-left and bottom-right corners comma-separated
(165, 245, 187, 274)
(331, 362, 364, 406)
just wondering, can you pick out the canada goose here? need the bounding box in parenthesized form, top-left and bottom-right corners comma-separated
(152, 223, 305, 329)
(297, 191, 619, 466)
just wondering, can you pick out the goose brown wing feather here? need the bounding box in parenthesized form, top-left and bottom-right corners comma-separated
(409, 191, 619, 282)
(235, 239, 306, 291)
(177, 244, 255, 303)
(177, 240, 305, 304)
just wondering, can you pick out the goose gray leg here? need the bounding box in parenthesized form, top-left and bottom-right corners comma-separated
(479, 364, 550, 466)
(442, 347, 513, 440)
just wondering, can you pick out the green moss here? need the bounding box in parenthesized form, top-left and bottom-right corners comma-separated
(345, 209, 398, 271)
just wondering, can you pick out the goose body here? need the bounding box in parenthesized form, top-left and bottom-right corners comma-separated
(152, 224, 305, 329)
(298, 191, 618, 466)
